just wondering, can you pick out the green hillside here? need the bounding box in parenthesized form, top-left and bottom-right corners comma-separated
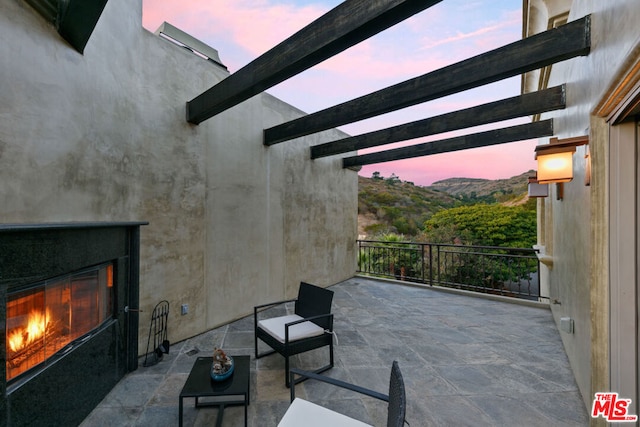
(358, 171, 535, 239)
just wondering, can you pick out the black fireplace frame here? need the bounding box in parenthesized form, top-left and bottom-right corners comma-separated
(0, 222, 147, 427)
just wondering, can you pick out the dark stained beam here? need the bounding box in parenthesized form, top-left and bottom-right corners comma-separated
(265, 15, 590, 145)
(342, 119, 554, 168)
(26, 0, 110, 54)
(312, 85, 565, 159)
(186, 0, 443, 124)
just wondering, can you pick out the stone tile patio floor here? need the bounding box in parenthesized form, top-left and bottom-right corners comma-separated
(81, 277, 589, 426)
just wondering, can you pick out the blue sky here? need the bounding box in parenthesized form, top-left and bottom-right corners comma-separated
(143, 0, 535, 186)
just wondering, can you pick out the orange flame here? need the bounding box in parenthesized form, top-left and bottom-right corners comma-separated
(8, 309, 50, 353)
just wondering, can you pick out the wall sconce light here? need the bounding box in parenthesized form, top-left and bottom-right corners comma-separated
(528, 175, 548, 198)
(534, 135, 589, 184)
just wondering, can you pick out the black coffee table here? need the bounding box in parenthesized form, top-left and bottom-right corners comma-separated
(179, 355, 250, 427)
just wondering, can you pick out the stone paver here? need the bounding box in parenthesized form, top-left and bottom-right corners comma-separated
(81, 277, 589, 426)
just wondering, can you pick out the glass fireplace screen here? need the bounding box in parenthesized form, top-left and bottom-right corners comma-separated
(6, 263, 114, 383)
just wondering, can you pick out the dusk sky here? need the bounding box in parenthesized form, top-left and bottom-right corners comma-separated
(142, 0, 536, 186)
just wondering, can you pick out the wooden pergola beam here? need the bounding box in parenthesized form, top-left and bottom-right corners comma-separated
(186, 0, 443, 124)
(311, 85, 565, 159)
(265, 16, 590, 145)
(341, 119, 554, 168)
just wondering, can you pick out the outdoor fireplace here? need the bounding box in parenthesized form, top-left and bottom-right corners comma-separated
(1, 222, 146, 427)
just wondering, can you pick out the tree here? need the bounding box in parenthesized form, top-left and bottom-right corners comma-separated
(371, 171, 383, 180)
(422, 204, 536, 248)
(385, 173, 401, 185)
(365, 233, 422, 280)
(422, 204, 537, 291)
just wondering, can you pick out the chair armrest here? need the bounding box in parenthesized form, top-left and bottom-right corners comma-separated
(289, 368, 389, 403)
(284, 313, 333, 328)
(254, 298, 297, 312)
(284, 313, 333, 342)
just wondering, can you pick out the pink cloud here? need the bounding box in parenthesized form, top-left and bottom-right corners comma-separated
(359, 138, 537, 187)
(143, 0, 330, 69)
(225, 3, 329, 56)
(142, 1, 535, 187)
(420, 21, 516, 51)
(271, 7, 522, 110)
(143, 1, 519, 106)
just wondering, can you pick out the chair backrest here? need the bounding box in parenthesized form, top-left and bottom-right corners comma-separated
(387, 361, 406, 427)
(295, 282, 333, 329)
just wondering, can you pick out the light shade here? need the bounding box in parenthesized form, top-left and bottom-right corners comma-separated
(535, 136, 589, 184)
(536, 150, 574, 183)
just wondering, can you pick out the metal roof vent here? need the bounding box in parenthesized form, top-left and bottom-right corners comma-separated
(155, 22, 227, 70)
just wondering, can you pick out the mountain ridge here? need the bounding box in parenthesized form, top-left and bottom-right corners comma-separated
(358, 170, 535, 238)
(428, 170, 534, 197)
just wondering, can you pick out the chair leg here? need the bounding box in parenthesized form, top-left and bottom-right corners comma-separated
(290, 343, 335, 387)
(254, 328, 276, 359)
(285, 355, 290, 388)
(313, 363, 333, 376)
(311, 342, 334, 376)
(254, 314, 259, 358)
(329, 339, 334, 368)
(254, 335, 258, 359)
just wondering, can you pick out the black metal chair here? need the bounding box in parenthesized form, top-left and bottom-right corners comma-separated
(278, 361, 407, 427)
(254, 282, 334, 387)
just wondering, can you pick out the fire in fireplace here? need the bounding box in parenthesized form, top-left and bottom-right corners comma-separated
(6, 263, 114, 384)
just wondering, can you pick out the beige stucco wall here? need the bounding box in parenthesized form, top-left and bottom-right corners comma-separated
(526, 0, 640, 412)
(0, 0, 357, 352)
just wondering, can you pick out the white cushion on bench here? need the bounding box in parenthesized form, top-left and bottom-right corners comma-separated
(278, 398, 372, 427)
(258, 314, 325, 343)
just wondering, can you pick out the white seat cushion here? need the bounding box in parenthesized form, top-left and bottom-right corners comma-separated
(258, 314, 325, 343)
(278, 398, 372, 427)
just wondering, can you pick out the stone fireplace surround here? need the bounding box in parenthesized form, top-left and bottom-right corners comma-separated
(0, 222, 146, 427)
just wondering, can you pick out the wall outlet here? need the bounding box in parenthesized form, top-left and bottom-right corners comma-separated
(560, 317, 574, 334)
(181, 304, 189, 315)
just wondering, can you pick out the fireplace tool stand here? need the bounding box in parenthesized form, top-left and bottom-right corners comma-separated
(143, 300, 170, 367)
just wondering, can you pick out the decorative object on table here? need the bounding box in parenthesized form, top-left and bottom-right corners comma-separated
(210, 348, 234, 381)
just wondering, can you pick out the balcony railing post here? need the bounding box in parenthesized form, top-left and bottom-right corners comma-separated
(537, 258, 542, 300)
(421, 243, 425, 284)
(437, 244, 441, 285)
(428, 244, 433, 286)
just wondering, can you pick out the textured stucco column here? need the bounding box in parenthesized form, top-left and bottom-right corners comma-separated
(589, 117, 609, 427)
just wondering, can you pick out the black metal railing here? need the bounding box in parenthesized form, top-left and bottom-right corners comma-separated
(357, 240, 544, 301)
